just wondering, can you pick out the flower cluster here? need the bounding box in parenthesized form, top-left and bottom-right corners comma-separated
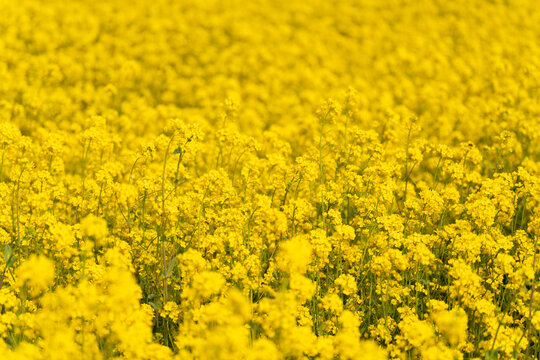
(1, 0, 540, 359)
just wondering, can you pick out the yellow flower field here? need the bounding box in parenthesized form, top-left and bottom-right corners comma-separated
(1, 0, 539, 359)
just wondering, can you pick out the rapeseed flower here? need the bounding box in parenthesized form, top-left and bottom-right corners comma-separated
(0, 0, 539, 358)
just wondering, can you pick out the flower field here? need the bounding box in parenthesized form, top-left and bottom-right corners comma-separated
(1, 0, 540, 359)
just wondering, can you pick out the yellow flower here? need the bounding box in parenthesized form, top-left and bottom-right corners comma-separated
(334, 274, 357, 296)
(190, 271, 226, 299)
(16, 255, 55, 297)
(276, 236, 312, 274)
(433, 307, 468, 346)
(0, 0, 539, 358)
(80, 215, 108, 246)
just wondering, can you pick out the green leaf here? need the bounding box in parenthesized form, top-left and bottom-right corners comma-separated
(172, 148, 182, 155)
(165, 256, 178, 278)
(3, 245, 13, 265)
(485, 348, 500, 360)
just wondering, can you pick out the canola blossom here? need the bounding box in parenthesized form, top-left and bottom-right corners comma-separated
(1, 0, 540, 359)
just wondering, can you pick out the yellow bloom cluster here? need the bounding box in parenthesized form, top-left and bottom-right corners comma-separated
(0, 0, 540, 359)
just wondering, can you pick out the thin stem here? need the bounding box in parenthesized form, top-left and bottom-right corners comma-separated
(16, 168, 24, 266)
(160, 137, 174, 304)
(403, 122, 413, 202)
(526, 235, 538, 357)
(0, 143, 5, 182)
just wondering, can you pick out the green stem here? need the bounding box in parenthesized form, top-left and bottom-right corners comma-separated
(0, 143, 5, 182)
